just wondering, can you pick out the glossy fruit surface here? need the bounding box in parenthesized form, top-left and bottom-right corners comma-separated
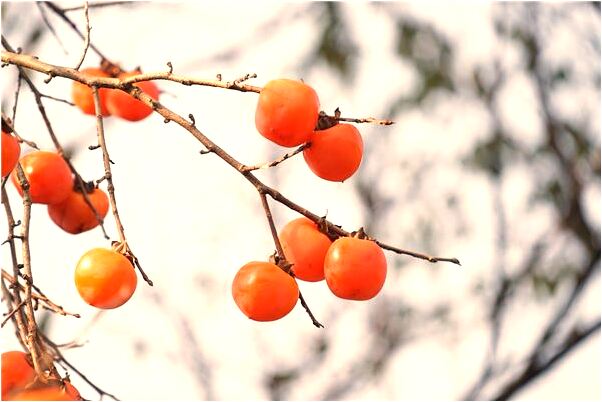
(6, 382, 80, 401)
(303, 123, 363, 182)
(11, 151, 73, 204)
(105, 71, 160, 121)
(324, 237, 387, 300)
(1, 351, 35, 399)
(75, 248, 137, 309)
(48, 188, 109, 234)
(255, 79, 320, 147)
(232, 261, 299, 321)
(2, 131, 21, 177)
(279, 217, 332, 282)
(72, 67, 112, 116)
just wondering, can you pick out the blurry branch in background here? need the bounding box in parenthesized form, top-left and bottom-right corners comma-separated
(464, 3, 600, 400)
(61, 1, 133, 12)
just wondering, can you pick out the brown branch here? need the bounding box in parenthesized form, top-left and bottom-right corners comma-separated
(1, 299, 26, 328)
(91, 86, 153, 286)
(0, 51, 457, 266)
(43, 1, 111, 62)
(242, 144, 308, 172)
(36, 2, 68, 56)
(2, 38, 110, 240)
(2, 270, 80, 318)
(11, 72, 22, 123)
(2, 113, 40, 149)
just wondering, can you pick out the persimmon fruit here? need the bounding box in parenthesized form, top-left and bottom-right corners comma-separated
(1, 351, 36, 399)
(255, 78, 320, 147)
(105, 71, 160, 121)
(303, 123, 363, 182)
(6, 382, 80, 401)
(48, 187, 109, 234)
(279, 217, 332, 282)
(232, 261, 299, 321)
(1, 131, 20, 177)
(324, 237, 387, 300)
(72, 67, 112, 116)
(75, 248, 137, 309)
(11, 151, 73, 204)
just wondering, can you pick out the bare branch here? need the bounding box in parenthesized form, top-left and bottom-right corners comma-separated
(73, 1, 90, 71)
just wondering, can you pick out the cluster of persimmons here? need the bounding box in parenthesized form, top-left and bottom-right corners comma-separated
(232, 79, 387, 322)
(1, 73, 387, 399)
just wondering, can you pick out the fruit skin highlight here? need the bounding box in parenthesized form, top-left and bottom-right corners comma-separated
(279, 217, 332, 282)
(75, 248, 137, 309)
(255, 79, 320, 147)
(324, 237, 387, 301)
(11, 151, 73, 205)
(303, 123, 363, 182)
(232, 261, 299, 321)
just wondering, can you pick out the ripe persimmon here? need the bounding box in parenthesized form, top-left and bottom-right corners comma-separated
(324, 237, 387, 300)
(48, 187, 109, 234)
(6, 382, 80, 401)
(232, 261, 299, 321)
(303, 123, 363, 182)
(255, 78, 320, 147)
(11, 151, 73, 204)
(105, 71, 160, 121)
(1, 131, 20, 177)
(1, 351, 36, 399)
(75, 248, 137, 309)
(279, 217, 332, 282)
(72, 67, 112, 116)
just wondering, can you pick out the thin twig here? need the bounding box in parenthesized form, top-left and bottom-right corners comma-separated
(43, 2, 110, 62)
(36, 2, 69, 55)
(242, 144, 308, 172)
(1, 38, 110, 240)
(11, 72, 22, 124)
(40, 93, 76, 106)
(91, 86, 153, 286)
(62, 1, 133, 12)
(73, 1, 90, 70)
(1, 299, 26, 328)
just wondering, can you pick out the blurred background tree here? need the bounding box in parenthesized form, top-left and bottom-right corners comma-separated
(1, 2, 599, 400)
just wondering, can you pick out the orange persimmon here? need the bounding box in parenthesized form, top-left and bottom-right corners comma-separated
(105, 71, 160, 121)
(324, 237, 387, 300)
(6, 382, 80, 401)
(75, 248, 137, 309)
(1, 131, 20, 177)
(255, 79, 320, 147)
(279, 217, 332, 282)
(1, 351, 36, 399)
(72, 67, 112, 116)
(232, 261, 299, 321)
(48, 187, 109, 234)
(10, 151, 73, 204)
(303, 123, 363, 182)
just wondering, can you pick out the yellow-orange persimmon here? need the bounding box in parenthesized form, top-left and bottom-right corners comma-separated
(1, 131, 20, 178)
(6, 382, 81, 401)
(72, 67, 112, 116)
(255, 79, 320, 147)
(324, 237, 387, 300)
(48, 187, 109, 234)
(11, 151, 73, 204)
(1, 351, 35, 399)
(75, 248, 137, 309)
(303, 123, 363, 182)
(279, 217, 332, 282)
(232, 261, 299, 321)
(105, 71, 160, 121)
